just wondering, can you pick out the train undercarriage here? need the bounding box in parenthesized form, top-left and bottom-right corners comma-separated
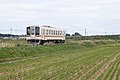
(27, 39, 65, 45)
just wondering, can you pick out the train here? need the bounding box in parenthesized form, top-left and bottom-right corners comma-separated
(26, 25, 66, 45)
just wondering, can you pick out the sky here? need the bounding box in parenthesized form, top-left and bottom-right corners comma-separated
(0, 0, 120, 35)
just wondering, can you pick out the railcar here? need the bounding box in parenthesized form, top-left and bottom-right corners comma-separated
(26, 25, 65, 45)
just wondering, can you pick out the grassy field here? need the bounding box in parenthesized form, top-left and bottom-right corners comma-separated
(0, 39, 120, 80)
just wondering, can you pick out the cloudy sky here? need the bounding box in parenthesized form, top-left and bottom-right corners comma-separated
(0, 0, 120, 35)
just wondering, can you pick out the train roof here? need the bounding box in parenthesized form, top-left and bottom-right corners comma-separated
(27, 25, 65, 30)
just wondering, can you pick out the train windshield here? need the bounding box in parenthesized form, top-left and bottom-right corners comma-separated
(27, 26, 40, 35)
(35, 27, 40, 35)
(27, 27, 30, 35)
(31, 27, 34, 35)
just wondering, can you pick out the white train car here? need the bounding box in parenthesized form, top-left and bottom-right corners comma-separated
(26, 25, 65, 45)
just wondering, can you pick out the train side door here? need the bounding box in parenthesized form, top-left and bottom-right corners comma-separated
(41, 28, 45, 40)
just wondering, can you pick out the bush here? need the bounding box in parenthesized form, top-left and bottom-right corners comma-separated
(81, 42, 94, 47)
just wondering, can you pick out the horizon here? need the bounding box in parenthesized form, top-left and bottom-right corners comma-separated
(0, 32, 120, 36)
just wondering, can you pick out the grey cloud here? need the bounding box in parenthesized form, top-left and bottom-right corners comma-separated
(0, 0, 120, 35)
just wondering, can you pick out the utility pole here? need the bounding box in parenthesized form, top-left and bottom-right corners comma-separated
(10, 28, 13, 39)
(85, 28, 87, 41)
(15, 29, 18, 40)
(105, 32, 106, 35)
(10, 28, 12, 34)
(112, 32, 114, 35)
(15, 29, 17, 35)
(85, 28, 87, 36)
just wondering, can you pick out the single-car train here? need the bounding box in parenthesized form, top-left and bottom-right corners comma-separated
(26, 25, 65, 45)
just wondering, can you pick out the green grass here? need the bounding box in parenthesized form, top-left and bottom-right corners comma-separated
(0, 39, 120, 80)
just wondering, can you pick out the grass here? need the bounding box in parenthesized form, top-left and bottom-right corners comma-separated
(0, 39, 120, 80)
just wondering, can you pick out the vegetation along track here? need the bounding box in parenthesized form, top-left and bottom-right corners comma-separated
(1, 41, 120, 80)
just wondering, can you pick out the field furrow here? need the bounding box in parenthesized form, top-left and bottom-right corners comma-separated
(89, 53, 120, 80)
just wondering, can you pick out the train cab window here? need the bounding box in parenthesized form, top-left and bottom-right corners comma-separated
(35, 27, 40, 35)
(49, 30, 51, 35)
(27, 27, 30, 35)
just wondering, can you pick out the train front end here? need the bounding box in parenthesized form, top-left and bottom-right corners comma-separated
(26, 26, 41, 44)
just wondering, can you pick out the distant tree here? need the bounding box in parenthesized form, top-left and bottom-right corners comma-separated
(66, 34, 70, 36)
(72, 32, 82, 36)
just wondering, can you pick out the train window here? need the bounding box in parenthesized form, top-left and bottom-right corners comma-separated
(27, 27, 30, 35)
(49, 30, 51, 35)
(58, 31, 60, 35)
(57, 31, 58, 35)
(51, 30, 53, 35)
(51, 30, 52, 35)
(56, 31, 57, 35)
(54, 30, 55, 35)
(50, 30, 52, 35)
(35, 27, 39, 35)
(59, 31, 62, 35)
(46, 30, 48, 35)
(59, 31, 61, 35)
(57, 31, 59, 35)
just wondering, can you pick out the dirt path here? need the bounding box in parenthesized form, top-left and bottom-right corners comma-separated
(0, 57, 39, 65)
